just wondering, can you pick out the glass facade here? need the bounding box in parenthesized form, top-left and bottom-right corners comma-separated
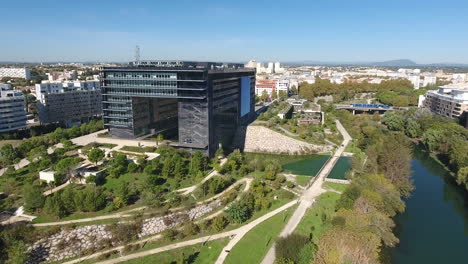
(101, 62, 255, 156)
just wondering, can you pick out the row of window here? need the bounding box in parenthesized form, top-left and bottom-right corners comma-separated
(106, 80, 177, 88)
(107, 72, 176, 79)
(104, 88, 177, 96)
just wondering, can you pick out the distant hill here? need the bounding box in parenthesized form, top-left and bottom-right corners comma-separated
(369, 59, 417, 67)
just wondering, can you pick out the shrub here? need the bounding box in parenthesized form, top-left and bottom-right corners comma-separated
(182, 223, 200, 236)
(225, 201, 251, 224)
(275, 234, 310, 263)
(211, 216, 228, 232)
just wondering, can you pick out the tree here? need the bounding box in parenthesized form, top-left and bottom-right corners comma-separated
(211, 216, 228, 232)
(225, 201, 251, 223)
(278, 90, 287, 100)
(290, 85, 298, 95)
(381, 112, 405, 131)
(156, 133, 164, 146)
(55, 157, 80, 181)
(456, 167, 468, 189)
(44, 193, 68, 218)
(61, 187, 76, 212)
(5, 241, 28, 264)
(27, 146, 47, 163)
(23, 184, 45, 212)
(87, 148, 105, 165)
(0, 144, 16, 166)
(275, 234, 310, 264)
(261, 90, 269, 102)
(271, 90, 278, 100)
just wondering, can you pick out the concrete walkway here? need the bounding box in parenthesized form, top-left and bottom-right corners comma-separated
(71, 129, 157, 148)
(260, 120, 351, 264)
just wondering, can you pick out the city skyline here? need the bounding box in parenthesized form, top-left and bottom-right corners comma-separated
(2, 0, 468, 63)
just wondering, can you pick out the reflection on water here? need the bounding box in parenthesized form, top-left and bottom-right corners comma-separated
(391, 148, 468, 264)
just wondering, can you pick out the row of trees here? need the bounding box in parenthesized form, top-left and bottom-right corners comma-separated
(299, 78, 413, 101)
(382, 109, 468, 190)
(0, 120, 103, 168)
(308, 110, 414, 264)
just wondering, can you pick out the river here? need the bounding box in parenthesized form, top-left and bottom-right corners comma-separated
(390, 148, 468, 263)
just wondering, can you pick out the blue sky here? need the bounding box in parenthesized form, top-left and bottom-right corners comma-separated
(1, 0, 468, 63)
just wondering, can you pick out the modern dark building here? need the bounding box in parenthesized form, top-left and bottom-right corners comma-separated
(100, 61, 256, 156)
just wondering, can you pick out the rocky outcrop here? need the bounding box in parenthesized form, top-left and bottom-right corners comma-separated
(243, 126, 332, 154)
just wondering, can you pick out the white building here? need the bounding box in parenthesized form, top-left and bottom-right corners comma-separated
(267, 62, 274, 74)
(274, 62, 285, 73)
(421, 83, 468, 118)
(35, 80, 100, 103)
(0, 84, 27, 133)
(408, 74, 421, 89)
(452, 73, 466, 84)
(276, 79, 290, 94)
(0, 68, 31, 80)
(35, 80, 102, 126)
(423, 75, 437, 87)
(245, 60, 258, 69)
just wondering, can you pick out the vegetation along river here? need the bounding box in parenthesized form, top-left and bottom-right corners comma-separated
(391, 148, 468, 263)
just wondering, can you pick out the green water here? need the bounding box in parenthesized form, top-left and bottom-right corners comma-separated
(327, 157, 351, 180)
(390, 149, 468, 263)
(282, 155, 329, 176)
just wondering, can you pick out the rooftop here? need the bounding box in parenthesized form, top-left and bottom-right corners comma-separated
(102, 60, 248, 72)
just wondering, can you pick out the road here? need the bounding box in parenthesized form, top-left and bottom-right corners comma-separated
(260, 120, 351, 264)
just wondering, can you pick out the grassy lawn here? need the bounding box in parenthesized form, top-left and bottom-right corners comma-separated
(120, 146, 156, 153)
(244, 153, 327, 167)
(0, 139, 23, 148)
(294, 192, 341, 245)
(323, 182, 348, 192)
(225, 205, 296, 264)
(295, 175, 312, 186)
(119, 238, 229, 264)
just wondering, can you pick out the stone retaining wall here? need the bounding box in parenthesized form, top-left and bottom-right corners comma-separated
(27, 200, 221, 263)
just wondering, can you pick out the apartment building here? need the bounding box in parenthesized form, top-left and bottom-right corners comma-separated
(35, 80, 102, 126)
(0, 84, 27, 133)
(421, 83, 468, 118)
(0, 67, 31, 80)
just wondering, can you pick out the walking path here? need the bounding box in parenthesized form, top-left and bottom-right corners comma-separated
(260, 120, 351, 264)
(89, 200, 297, 264)
(33, 177, 251, 227)
(176, 158, 227, 195)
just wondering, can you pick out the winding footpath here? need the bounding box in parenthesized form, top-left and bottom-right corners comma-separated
(91, 200, 297, 264)
(260, 120, 352, 264)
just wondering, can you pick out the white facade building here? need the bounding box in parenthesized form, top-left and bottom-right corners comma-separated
(0, 68, 31, 80)
(276, 79, 290, 94)
(35, 80, 102, 126)
(452, 74, 466, 84)
(423, 75, 437, 87)
(0, 84, 27, 133)
(267, 62, 274, 74)
(408, 74, 421, 89)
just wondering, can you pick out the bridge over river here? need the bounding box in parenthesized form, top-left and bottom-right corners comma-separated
(335, 104, 408, 114)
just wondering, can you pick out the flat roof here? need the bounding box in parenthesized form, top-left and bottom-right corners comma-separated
(102, 60, 250, 72)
